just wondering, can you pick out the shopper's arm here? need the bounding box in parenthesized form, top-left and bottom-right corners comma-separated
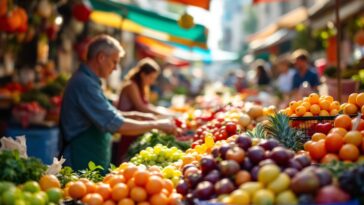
(118, 118, 176, 136)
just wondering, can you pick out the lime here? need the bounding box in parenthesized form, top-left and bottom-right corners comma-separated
(14, 199, 26, 205)
(2, 188, 22, 205)
(29, 193, 46, 205)
(23, 181, 41, 193)
(46, 188, 63, 203)
(0, 182, 15, 195)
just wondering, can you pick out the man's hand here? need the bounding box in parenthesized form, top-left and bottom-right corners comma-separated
(156, 119, 178, 135)
(121, 111, 157, 121)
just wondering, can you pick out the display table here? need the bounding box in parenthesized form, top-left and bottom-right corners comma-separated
(5, 124, 60, 165)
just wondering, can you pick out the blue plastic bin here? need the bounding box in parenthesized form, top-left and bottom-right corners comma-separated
(5, 126, 60, 165)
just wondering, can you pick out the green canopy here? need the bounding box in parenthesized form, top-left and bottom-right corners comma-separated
(88, 0, 207, 45)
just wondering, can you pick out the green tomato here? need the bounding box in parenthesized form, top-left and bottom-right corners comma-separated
(2, 188, 22, 205)
(0, 182, 15, 196)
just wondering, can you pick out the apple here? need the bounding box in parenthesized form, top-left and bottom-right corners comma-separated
(176, 181, 189, 196)
(194, 181, 215, 200)
(200, 156, 217, 175)
(219, 144, 231, 159)
(204, 170, 221, 184)
(284, 168, 299, 178)
(315, 185, 350, 204)
(258, 159, 275, 167)
(315, 122, 332, 135)
(219, 160, 240, 177)
(314, 168, 333, 187)
(293, 154, 311, 168)
(250, 166, 260, 181)
(259, 139, 280, 151)
(186, 173, 202, 189)
(269, 147, 292, 166)
(183, 165, 199, 176)
(241, 158, 253, 171)
(247, 146, 266, 165)
(226, 146, 245, 164)
(287, 159, 303, 171)
(235, 134, 252, 150)
(214, 178, 235, 195)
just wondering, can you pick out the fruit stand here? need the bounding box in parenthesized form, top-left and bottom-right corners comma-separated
(1, 91, 364, 205)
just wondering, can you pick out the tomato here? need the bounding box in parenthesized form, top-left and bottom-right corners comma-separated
(225, 122, 237, 135)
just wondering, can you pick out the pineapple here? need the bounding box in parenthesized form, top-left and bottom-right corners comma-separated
(246, 123, 266, 139)
(264, 113, 308, 151)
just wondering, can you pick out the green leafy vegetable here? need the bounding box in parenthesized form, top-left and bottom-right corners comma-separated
(0, 150, 47, 184)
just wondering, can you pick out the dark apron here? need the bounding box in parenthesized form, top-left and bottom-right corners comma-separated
(69, 125, 112, 171)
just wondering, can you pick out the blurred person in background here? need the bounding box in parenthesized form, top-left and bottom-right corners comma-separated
(254, 60, 271, 88)
(276, 56, 295, 94)
(116, 57, 174, 163)
(291, 49, 320, 93)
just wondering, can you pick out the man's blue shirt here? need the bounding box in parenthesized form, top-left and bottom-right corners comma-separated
(292, 68, 320, 90)
(60, 64, 124, 141)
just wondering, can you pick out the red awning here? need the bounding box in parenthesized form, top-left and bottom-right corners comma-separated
(168, 0, 210, 10)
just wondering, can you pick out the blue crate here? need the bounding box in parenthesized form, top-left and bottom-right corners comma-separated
(5, 126, 60, 165)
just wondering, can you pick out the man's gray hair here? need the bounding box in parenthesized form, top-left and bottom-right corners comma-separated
(86, 35, 125, 61)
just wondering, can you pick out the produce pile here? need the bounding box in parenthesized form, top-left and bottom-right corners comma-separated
(3, 92, 364, 205)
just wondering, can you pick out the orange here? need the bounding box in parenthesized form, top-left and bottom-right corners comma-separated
(103, 200, 116, 205)
(118, 198, 135, 205)
(130, 187, 147, 202)
(361, 105, 364, 114)
(163, 179, 174, 194)
(310, 104, 321, 115)
(182, 155, 194, 165)
(340, 103, 348, 111)
(334, 114, 352, 130)
(311, 133, 326, 141)
(84, 193, 104, 205)
(304, 141, 313, 151)
(138, 202, 151, 205)
(319, 100, 331, 111)
(107, 175, 125, 187)
(308, 140, 327, 161)
(103, 174, 114, 184)
(39, 175, 61, 191)
(343, 130, 362, 146)
(301, 102, 311, 110)
(295, 106, 306, 116)
(150, 193, 169, 205)
(339, 144, 360, 161)
(303, 97, 310, 102)
(69, 181, 87, 199)
(309, 93, 320, 104)
(325, 133, 344, 153)
(85, 181, 97, 193)
(82, 194, 92, 204)
(356, 93, 364, 107)
(127, 178, 136, 189)
(234, 170, 251, 186)
(303, 112, 313, 117)
(289, 101, 299, 112)
(321, 153, 339, 163)
(169, 193, 182, 205)
(146, 176, 163, 195)
(134, 170, 151, 187)
(95, 183, 112, 201)
(330, 127, 348, 136)
(348, 93, 358, 104)
(111, 183, 129, 201)
(330, 109, 339, 116)
(343, 103, 358, 115)
(324, 96, 334, 103)
(319, 110, 329, 116)
(124, 166, 139, 181)
(148, 166, 161, 173)
(330, 101, 340, 111)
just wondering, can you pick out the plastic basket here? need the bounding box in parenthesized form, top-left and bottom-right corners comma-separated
(289, 116, 337, 137)
(196, 199, 360, 205)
